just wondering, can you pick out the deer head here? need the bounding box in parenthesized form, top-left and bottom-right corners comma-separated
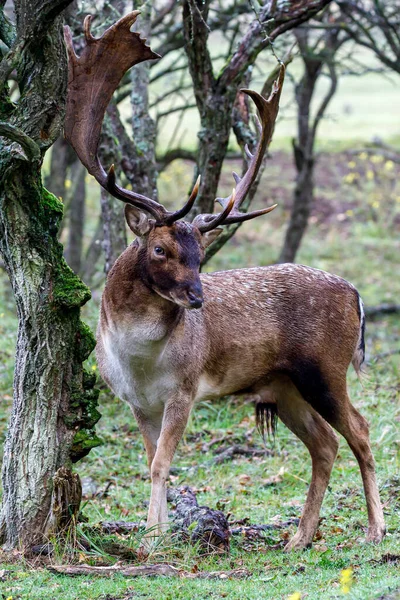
(64, 12, 284, 310)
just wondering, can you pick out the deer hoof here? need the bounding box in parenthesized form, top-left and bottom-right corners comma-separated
(366, 524, 386, 544)
(284, 533, 312, 552)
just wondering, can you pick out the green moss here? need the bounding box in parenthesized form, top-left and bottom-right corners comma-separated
(42, 187, 63, 216)
(65, 361, 101, 426)
(52, 259, 91, 309)
(70, 428, 103, 463)
(76, 320, 96, 362)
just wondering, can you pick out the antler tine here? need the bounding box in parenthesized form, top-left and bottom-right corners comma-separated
(64, 12, 167, 221)
(106, 165, 168, 220)
(193, 190, 236, 233)
(215, 65, 285, 225)
(165, 175, 201, 225)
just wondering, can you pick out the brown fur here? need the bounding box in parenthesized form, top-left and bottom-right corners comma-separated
(96, 221, 385, 552)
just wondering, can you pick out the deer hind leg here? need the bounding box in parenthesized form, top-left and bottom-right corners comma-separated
(289, 365, 385, 545)
(323, 386, 385, 543)
(265, 376, 339, 551)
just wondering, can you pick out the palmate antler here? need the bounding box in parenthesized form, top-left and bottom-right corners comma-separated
(193, 67, 285, 232)
(64, 12, 284, 230)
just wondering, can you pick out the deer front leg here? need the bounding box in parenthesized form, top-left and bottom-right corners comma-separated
(133, 407, 163, 471)
(140, 396, 193, 551)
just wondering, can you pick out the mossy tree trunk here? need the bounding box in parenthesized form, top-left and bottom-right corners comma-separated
(0, 1, 100, 550)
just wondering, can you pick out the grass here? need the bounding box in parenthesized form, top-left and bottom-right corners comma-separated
(0, 150, 400, 599)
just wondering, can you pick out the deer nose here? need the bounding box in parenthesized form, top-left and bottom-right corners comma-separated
(187, 290, 203, 309)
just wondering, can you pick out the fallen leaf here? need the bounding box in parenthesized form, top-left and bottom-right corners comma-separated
(238, 474, 252, 486)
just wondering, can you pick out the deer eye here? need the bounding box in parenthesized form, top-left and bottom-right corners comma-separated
(154, 246, 165, 256)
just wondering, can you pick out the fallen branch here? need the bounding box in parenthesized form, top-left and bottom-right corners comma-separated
(214, 444, 273, 464)
(365, 304, 400, 319)
(100, 521, 141, 535)
(167, 487, 230, 553)
(231, 519, 299, 539)
(48, 563, 251, 579)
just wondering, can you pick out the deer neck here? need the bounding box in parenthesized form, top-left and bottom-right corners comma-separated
(100, 241, 184, 342)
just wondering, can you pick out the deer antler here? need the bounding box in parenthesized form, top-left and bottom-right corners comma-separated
(193, 66, 285, 233)
(64, 12, 199, 223)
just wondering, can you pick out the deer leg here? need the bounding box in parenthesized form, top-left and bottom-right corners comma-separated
(141, 397, 192, 548)
(324, 388, 385, 544)
(132, 407, 163, 471)
(268, 376, 339, 551)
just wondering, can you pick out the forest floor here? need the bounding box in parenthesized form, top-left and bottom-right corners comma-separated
(0, 149, 399, 599)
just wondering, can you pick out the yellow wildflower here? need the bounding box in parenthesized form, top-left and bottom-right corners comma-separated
(91, 365, 97, 371)
(288, 594, 301, 600)
(358, 151, 368, 160)
(384, 160, 394, 171)
(371, 154, 383, 164)
(343, 172, 359, 184)
(347, 160, 356, 168)
(346, 209, 353, 217)
(372, 200, 380, 209)
(65, 179, 72, 189)
(366, 170, 374, 181)
(340, 567, 354, 594)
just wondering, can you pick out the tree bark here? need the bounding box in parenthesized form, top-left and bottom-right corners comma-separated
(45, 136, 72, 207)
(0, 2, 101, 549)
(279, 147, 315, 263)
(100, 187, 127, 275)
(81, 214, 103, 287)
(98, 104, 128, 275)
(279, 24, 342, 263)
(65, 161, 86, 275)
(130, 2, 158, 200)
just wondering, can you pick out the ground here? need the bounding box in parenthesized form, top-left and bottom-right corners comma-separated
(0, 148, 399, 599)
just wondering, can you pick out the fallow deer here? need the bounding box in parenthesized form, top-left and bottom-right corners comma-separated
(64, 12, 385, 552)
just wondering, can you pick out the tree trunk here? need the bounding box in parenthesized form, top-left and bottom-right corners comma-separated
(131, 1, 158, 200)
(100, 187, 127, 275)
(279, 147, 314, 263)
(65, 161, 86, 274)
(45, 136, 72, 206)
(0, 3, 101, 550)
(81, 214, 103, 287)
(279, 24, 341, 263)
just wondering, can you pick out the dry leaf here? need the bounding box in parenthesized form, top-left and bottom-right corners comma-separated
(238, 474, 252, 486)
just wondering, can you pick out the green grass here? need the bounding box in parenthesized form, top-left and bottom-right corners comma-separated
(0, 150, 400, 599)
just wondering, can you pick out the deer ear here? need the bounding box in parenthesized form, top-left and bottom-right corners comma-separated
(201, 228, 223, 249)
(125, 205, 153, 236)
